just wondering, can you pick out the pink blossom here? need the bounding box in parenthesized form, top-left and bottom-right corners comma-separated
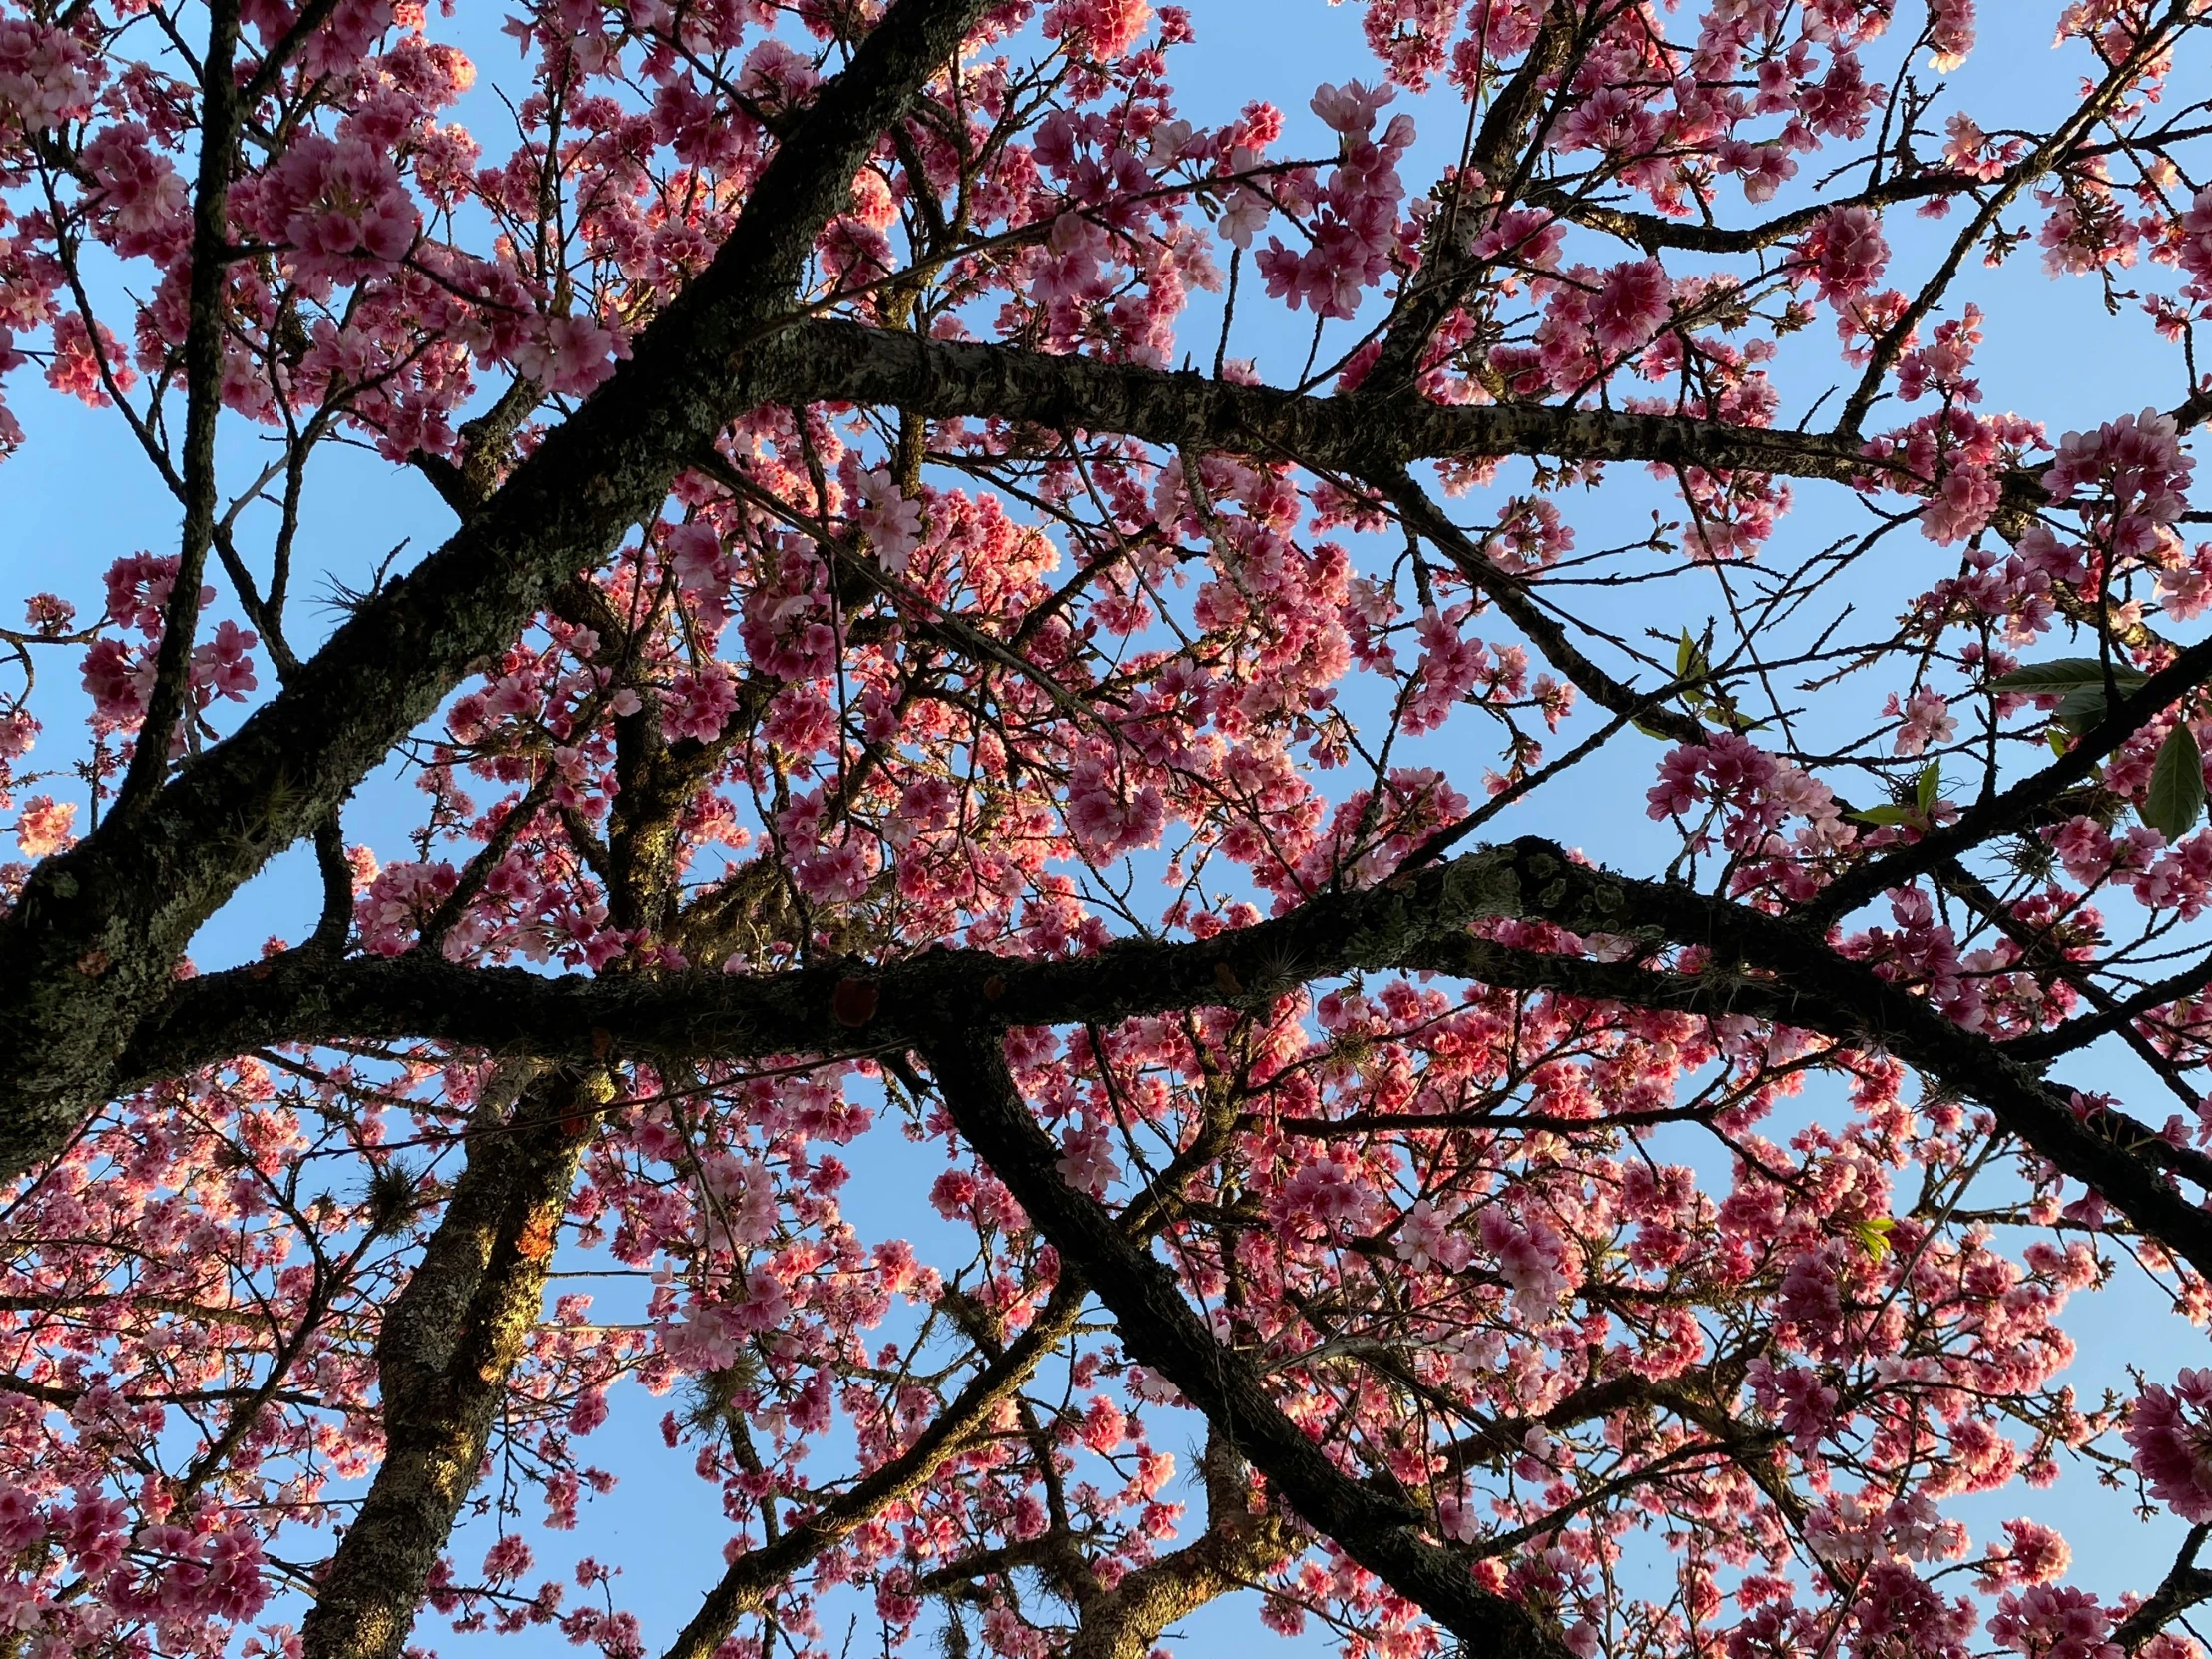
(1394, 1199, 1467, 1272)
(83, 124, 188, 260)
(14, 796, 73, 858)
(513, 313, 627, 398)
(2046, 410, 2194, 566)
(22, 594, 73, 637)
(1801, 205, 1891, 306)
(1079, 1394, 1126, 1453)
(1989, 1586, 2118, 1659)
(2158, 543, 2212, 620)
(264, 135, 420, 294)
(1309, 79, 1393, 138)
(1280, 1156, 1372, 1237)
(81, 638, 152, 728)
(1921, 464, 2001, 545)
(1253, 81, 1413, 319)
(794, 840, 871, 903)
(1890, 689, 1958, 756)
(1066, 758, 1167, 862)
(1989, 1519, 2071, 1587)
(0, 18, 92, 129)
(193, 620, 260, 703)
(481, 1535, 535, 1581)
(46, 312, 134, 407)
(1055, 1124, 1118, 1197)
(2125, 1370, 2212, 1522)
(1927, 0, 1977, 70)
(1589, 260, 1671, 355)
(1041, 0, 1152, 59)
(661, 665, 738, 743)
(0, 1487, 43, 1553)
(853, 467, 924, 574)
(695, 1152, 777, 1252)
(1478, 1207, 1573, 1320)
(662, 1301, 741, 1373)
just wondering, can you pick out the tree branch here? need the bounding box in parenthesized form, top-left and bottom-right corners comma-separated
(1804, 628, 2212, 926)
(114, 0, 241, 816)
(299, 1063, 607, 1659)
(922, 1029, 1571, 1659)
(746, 318, 1901, 490)
(0, 0, 998, 1182)
(2116, 1525, 2212, 1653)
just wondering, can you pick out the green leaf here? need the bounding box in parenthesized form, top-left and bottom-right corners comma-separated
(1915, 762, 1940, 812)
(2053, 683, 2112, 734)
(1848, 1217, 1896, 1262)
(2048, 729, 2072, 758)
(1850, 805, 1913, 827)
(2144, 721, 2206, 841)
(1989, 657, 2148, 695)
(1675, 630, 1711, 709)
(1993, 658, 2153, 734)
(1676, 629, 1703, 681)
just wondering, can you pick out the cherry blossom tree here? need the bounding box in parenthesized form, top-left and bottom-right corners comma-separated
(8, 0, 2212, 1655)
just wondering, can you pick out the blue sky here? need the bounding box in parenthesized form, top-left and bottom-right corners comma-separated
(7, 0, 2211, 1652)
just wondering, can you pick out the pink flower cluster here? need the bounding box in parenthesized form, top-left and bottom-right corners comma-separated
(1646, 732, 1846, 857)
(2125, 1370, 2212, 1523)
(1255, 81, 1415, 319)
(77, 553, 258, 742)
(236, 134, 420, 298)
(2045, 407, 2195, 561)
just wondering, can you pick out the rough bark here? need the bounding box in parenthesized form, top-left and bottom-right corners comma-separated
(118, 0, 241, 814)
(1064, 1434, 1296, 1659)
(116, 840, 1552, 1079)
(114, 831, 2212, 1282)
(1363, 5, 1579, 394)
(0, 0, 995, 1181)
(299, 1064, 609, 1659)
(2115, 1527, 2212, 1652)
(746, 318, 1908, 489)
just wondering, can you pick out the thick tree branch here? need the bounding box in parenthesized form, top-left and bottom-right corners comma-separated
(747, 318, 1900, 490)
(2116, 1526, 2212, 1652)
(1527, 174, 1970, 257)
(1366, 6, 1581, 393)
(299, 1063, 608, 1659)
(112, 841, 1562, 1082)
(0, 0, 996, 1181)
(120, 833, 2212, 1279)
(1062, 1433, 1295, 1659)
